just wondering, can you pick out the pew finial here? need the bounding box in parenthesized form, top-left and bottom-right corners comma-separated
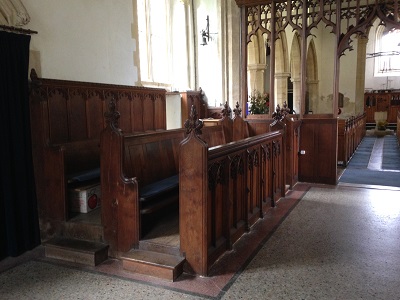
(184, 105, 203, 136)
(272, 101, 290, 122)
(104, 98, 120, 130)
(233, 101, 242, 117)
(221, 101, 232, 118)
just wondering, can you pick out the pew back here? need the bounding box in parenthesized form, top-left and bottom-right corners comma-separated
(29, 70, 167, 236)
(123, 129, 185, 186)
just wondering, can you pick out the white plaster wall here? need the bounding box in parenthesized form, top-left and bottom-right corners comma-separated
(319, 28, 335, 101)
(195, 0, 223, 107)
(339, 44, 358, 102)
(22, 0, 137, 85)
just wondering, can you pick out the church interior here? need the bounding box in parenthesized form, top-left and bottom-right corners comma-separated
(1, 1, 400, 299)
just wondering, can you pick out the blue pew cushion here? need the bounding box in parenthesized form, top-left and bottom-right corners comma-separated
(67, 167, 100, 184)
(139, 174, 179, 202)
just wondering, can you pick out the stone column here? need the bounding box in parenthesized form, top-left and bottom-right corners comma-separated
(247, 63, 267, 94)
(275, 72, 291, 107)
(291, 77, 301, 114)
(355, 37, 368, 114)
(307, 79, 319, 113)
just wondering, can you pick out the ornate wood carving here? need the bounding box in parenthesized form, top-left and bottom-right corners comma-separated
(239, 1, 399, 49)
(229, 154, 244, 179)
(184, 105, 204, 136)
(208, 161, 225, 191)
(236, 1, 400, 116)
(104, 98, 120, 131)
(273, 140, 281, 157)
(221, 101, 232, 118)
(247, 148, 259, 169)
(233, 101, 242, 117)
(272, 101, 291, 122)
(261, 143, 271, 162)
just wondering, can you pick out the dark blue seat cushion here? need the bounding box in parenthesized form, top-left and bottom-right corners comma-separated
(139, 174, 179, 202)
(68, 167, 100, 184)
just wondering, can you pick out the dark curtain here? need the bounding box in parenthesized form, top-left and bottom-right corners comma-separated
(0, 31, 40, 260)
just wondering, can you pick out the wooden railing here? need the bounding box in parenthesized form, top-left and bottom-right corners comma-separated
(337, 113, 366, 166)
(179, 112, 284, 276)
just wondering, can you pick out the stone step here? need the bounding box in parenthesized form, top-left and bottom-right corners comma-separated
(121, 249, 185, 281)
(44, 237, 109, 266)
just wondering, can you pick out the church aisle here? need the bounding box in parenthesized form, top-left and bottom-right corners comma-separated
(339, 134, 400, 187)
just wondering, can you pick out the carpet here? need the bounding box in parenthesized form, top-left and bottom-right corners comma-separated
(346, 136, 376, 169)
(382, 135, 400, 170)
(339, 135, 400, 187)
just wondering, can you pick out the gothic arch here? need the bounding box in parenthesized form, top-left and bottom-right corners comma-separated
(275, 30, 290, 106)
(306, 39, 318, 113)
(247, 30, 267, 93)
(275, 31, 288, 73)
(290, 32, 301, 113)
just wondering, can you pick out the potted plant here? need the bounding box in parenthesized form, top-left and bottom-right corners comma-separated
(248, 90, 270, 115)
(377, 120, 388, 131)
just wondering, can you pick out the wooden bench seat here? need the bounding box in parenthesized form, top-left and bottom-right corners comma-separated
(139, 174, 179, 214)
(100, 103, 227, 253)
(67, 167, 101, 184)
(113, 125, 225, 215)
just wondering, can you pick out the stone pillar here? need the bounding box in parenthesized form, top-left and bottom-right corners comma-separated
(248, 63, 267, 94)
(355, 37, 368, 114)
(275, 72, 291, 107)
(307, 79, 319, 113)
(291, 77, 301, 114)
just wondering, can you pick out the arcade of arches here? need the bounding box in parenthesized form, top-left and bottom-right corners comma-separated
(243, 2, 400, 120)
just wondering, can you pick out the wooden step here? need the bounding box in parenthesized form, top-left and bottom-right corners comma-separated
(61, 209, 104, 243)
(44, 237, 109, 266)
(139, 240, 181, 256)
(121, 249, 185, 281)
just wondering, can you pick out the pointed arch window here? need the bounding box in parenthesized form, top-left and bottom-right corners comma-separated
(373, 27, 400, 77)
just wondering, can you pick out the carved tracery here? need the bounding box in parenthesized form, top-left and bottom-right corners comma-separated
(236, 0, 400, 117)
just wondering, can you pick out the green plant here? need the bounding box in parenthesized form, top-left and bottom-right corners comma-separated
(377, 120, 388, 130)
(248, 90, 269, 114)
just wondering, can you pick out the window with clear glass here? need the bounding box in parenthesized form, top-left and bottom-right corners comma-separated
(137, 0, 189, 90)
(374, 27, 400, 77)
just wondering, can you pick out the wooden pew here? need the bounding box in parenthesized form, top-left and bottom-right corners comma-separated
(179, 109, 284, 276)
(28, 69, 167, 238)
(203, 102, 300, 191)
(100, 102, 227, 254)
(337, 113, 366, 166)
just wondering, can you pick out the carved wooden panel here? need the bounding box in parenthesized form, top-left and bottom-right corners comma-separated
(30, 71, 167, 145)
